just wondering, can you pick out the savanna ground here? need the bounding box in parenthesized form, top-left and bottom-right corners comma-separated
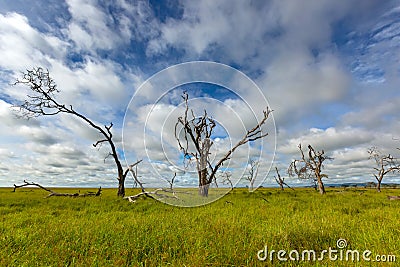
(0, 187, 399, 266)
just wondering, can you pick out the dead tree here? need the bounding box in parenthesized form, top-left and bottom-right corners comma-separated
(13, 180, 101, 198)
(175, 92, 271, 197)
(288, 144, 332, 195)
(13, 67, 139, 197)
(220, 171, 234, 189)
(161, 173, 177, 190)
(274, 167, 294, 191)
(368, 147, 400, 192)
(244, 159, 258, 191)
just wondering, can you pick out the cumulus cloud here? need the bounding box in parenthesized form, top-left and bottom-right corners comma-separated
(66, 0, 161, 52)
(279, 127, 373, 155)
(340, 95, 400, 131)
(259, 51, 350, 124)
(66, 0, 121, 51)
(0, 12, 68, 69)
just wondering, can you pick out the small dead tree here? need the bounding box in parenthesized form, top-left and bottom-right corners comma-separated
(220, 171, 234, 189)
(244, 159, 258, 191)
(368, 146, 400, 192)
(13, 180, 102, 198)
(274, 167, 294, 191)
(162, 173, 177, 190)
(175, 92, 271, 197)
(13, 67, 139, 197)
(288, 144, 332, 195)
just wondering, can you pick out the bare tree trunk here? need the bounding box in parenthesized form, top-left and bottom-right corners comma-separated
(198, 169, 209, 196)
(317, 176, 326, 194)
(376, 178, 382, 192)
(374, 172, 384, 192)
(198, 139, 211, 197)
(119, 159, 142, 197)
(118, 177, 125, 197)
(250, 180, 255, 191)
(199, 183, 210, 197)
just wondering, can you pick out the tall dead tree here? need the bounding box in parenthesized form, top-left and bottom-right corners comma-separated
(13, 67, 140, 197)
(274, 167, 293, 191)
(244, 159, 258, 191)
(175, 92, 271, 197)
(288, 144, 332, 195)
(368, 146, 400, 192)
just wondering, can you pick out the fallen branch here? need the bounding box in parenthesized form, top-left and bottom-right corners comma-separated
(387, 195, 400, 200)
(124, 188, 180, 203)
(13, 180, 102, 198)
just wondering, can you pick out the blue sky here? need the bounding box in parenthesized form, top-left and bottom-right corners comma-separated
(0, 0, 400, 188)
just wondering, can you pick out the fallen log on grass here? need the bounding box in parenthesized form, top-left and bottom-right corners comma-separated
(13, 180, 102, 198)
(387, 195, 400, 200)
(124, 188, 179, 203)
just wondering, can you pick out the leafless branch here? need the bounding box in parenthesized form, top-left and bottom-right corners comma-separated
(274, 166, 294, 191)
(220, 171, 233, 189)
(13, 180, 101, 198)
(207, 108, 271, 185)
(162, 172, 177, 190)
(126, 159, 144, 191)
(93, 139, 108, 148)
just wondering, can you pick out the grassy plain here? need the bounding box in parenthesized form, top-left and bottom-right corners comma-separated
(0, 187, 399, 266)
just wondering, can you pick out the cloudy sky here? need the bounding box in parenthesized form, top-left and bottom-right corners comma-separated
(0, 0, 400, 189)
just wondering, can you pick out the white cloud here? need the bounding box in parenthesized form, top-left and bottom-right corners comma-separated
(279, 127, 373, 155)
(66, 0, 118, 51)
(258, 51, 350, 124)
(66, 0, 160, 52)
(146, 0, 352, 127)
(0, 12, 68, 69)
(341, 96, 400, 130)
(147, 0, 273, 61)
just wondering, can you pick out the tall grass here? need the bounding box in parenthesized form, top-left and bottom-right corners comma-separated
(0, 187, 399, 266)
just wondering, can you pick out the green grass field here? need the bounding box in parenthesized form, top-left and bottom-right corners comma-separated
(0, 187, 399, 266)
